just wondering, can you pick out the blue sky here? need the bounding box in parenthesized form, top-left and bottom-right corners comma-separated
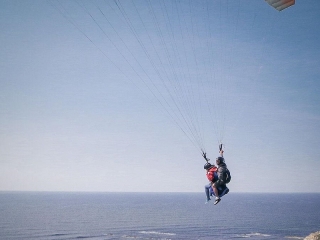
(0, 0, 319, 193)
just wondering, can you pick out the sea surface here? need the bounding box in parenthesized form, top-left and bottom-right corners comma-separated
(0, 192, 319, 240)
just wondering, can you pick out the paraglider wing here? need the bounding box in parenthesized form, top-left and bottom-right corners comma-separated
(265, 0, 295, 11)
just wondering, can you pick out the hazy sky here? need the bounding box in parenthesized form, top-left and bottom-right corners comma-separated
(1, 0, 319, 193)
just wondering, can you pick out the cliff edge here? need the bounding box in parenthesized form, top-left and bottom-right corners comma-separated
(305, 231, 320, 240)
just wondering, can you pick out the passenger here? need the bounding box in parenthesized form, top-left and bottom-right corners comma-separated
(204, 162, 218, 204)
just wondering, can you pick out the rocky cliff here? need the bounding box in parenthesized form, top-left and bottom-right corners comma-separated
(305, 231, 320, 240)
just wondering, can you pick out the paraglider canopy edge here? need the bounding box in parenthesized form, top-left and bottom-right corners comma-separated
(265, 0, 295, 11)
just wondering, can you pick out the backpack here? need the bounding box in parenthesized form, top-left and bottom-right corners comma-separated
(225, 169, 231, 183)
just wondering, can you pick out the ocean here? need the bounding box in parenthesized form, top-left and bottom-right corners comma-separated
(0, 192, 319, 240)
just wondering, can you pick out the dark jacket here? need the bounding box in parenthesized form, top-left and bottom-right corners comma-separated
(216, 162, 230, 185)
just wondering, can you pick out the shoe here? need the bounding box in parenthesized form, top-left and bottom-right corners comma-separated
(214, 198, 221, 205)
(205, 199, 211, 204)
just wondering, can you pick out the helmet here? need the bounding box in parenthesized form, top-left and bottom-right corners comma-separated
(216, 157, 225, 163)
(204, 163, 212, 170)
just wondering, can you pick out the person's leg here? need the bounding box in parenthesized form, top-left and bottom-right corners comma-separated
(212, 185, 219, 197)
(204, 184, 211, 203)
(212, 182, 222, 205)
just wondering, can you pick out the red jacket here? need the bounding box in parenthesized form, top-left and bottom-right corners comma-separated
(206, 166, 218, 182)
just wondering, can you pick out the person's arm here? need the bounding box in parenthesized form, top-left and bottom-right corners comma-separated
(217, 167, 223, 180)
(202, 151, 210, 162)
(219, 150, 224, 158)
